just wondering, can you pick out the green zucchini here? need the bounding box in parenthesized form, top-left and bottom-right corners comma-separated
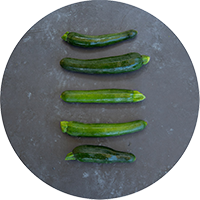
(61, 29, 137, 48)
(60, 52, 150, 74)
(60, 120, 147, 137)
(65, 145, 136, 163)
(60, 89, 146, 103)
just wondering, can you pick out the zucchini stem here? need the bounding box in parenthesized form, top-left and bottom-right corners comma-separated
(60, 121, 69, 133)
(133, 91, 146, 102)
(61, 31, 69, 41)
(65, 152, 76, 161)
(142, 55, 150, 65)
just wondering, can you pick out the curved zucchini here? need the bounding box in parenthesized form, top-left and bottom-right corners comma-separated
(60, 89, 146, 103)
(60, 120, 147, 137)
(61, 30, 137, 48)
(60, 52, 150, 74)
(65, 145, 136, 163)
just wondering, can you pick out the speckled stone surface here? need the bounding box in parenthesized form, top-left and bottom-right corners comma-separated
(1, 0, 199, 199)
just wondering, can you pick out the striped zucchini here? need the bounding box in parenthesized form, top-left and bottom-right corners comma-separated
(60, 89, 146, 103)
(61, 30, 137, 48)
(65, 145, 136, 163)
(60, 120, 147, 137)
(60, 52, 150, 74)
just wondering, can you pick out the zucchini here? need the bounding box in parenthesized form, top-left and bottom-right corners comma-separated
(61, 30, 137, 48)
(65, 145, 136, 163)
(60, 120, 147, 137)
(60, 52, 150, 74)
(60, 89, 146, 103)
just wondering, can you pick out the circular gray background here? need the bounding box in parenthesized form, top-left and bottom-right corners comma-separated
(1, 1, 199, 199)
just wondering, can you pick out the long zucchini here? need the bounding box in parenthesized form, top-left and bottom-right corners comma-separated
(65, 145, 136, 163)
(60, 89, 146, 103)
(60, 120, 147, 137)
(60, 52, 150, 74)
(61, 30, 137, 48)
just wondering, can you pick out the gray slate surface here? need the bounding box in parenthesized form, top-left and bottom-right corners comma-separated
(1, 1, 199, 199)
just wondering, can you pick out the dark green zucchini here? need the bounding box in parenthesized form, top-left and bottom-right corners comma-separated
(65, 145, 136, 163)
(61, 29, 137, 48)
(60, 120, 147, 137)
(60, 89, 146, 103)
(60, 52, 150, 74)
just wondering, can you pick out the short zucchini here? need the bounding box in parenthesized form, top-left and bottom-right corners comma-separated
(60, 52, 150, 74)
(61, 29, 137, 48)
(65, 145, 136, 163)
(60, 89, 146, 103)
(60, 120, 147, 137)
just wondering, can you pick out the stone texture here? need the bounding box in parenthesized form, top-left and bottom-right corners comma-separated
(1, 1, 199, 199)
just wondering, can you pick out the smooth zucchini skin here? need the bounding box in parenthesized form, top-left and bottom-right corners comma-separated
(60, 52, 150, 74)
(61, 30, 137, 48)
(60, 89, 146, 103)
(60, 120, 147, 137)
(65, 145, 136, 163)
